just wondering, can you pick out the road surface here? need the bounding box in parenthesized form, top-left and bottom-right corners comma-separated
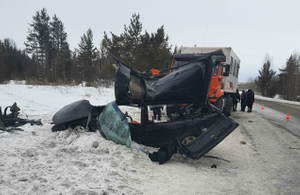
(229, 99, 300, 194)
(253, 97, 300, 137)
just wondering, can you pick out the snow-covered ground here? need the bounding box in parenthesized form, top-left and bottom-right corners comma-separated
(256, 94, 300, 106)
(1, 82, 299, 194)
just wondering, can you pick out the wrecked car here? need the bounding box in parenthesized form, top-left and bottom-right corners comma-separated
(51, 50, 239, 164)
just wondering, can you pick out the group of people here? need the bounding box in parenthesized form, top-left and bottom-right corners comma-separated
(233, 89, 255, 112)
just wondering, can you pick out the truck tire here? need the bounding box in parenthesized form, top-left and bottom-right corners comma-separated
(223, 95, 232, 117)
(215, 96, 231, 117)
(215, 96, 225, 110)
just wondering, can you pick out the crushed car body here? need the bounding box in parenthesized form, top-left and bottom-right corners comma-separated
(51, 100, 105, 132)
(51, 50, 239, 164)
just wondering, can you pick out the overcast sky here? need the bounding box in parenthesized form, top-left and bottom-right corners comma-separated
(1, 0, 300, 82)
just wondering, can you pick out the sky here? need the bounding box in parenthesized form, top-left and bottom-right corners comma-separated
(1, 0, 300, 82)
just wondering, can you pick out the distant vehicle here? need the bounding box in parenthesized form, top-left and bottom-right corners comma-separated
(169, 47, 240, 116)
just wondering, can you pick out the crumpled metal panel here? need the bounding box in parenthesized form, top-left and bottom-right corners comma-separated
(114, 55, 214, 106)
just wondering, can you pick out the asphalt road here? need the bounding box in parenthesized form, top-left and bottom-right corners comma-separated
(231, 103, 300, 194)
(251, 98, 300, 138)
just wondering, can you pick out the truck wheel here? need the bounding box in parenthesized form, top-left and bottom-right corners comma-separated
(224, 96, 232, 117)
(215, 96, 225, 110)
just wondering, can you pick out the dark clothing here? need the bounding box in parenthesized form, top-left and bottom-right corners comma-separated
(233, 91, 241, 111)
(246, 89, 255, 112)
(240, 91, 247, 112)
(150, 105, 163, 120)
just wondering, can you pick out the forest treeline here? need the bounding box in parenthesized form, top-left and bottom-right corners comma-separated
(0, 8, 299, 101)
(0, 8, 173, 85)
(255, 54, 300, 101)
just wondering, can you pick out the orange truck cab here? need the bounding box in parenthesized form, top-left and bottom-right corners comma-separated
(170, 47, 240, 116)
(209, 64, 225, 103)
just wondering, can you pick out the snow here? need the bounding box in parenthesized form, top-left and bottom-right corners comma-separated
(1, 82, 299, 194)
(256, 94, 300, 106)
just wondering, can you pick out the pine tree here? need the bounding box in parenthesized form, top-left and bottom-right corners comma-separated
(123, 13, 142, 64)
(255, 55, 276, 97)
(101, 13, 172, 72)
(148, 26, 172, 69)
(50, 15, 71, 81)
(25, 8, 51, 80)
(0, 39, 10, 82)
(76, 28, 99, 83)
(278, 54, 298, 100)
(0, 38, 38, 82)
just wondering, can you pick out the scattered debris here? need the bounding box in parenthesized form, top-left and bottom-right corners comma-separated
(204, 155, 230, 163)
(0, 127, 24, 132)
(0, 102, 42, 131)
(240, 140, 247, 145)
(31, 131, 37, 136)
(289, 147, 300, 150)
(92, 141, 99, 148)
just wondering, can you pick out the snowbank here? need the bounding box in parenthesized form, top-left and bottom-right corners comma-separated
(255, 95, 300, 106)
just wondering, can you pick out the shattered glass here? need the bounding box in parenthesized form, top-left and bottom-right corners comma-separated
(98, 102, 132, 150)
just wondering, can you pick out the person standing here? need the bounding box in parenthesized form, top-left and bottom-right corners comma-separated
(233, 89, 240, 111)
(240, 90, 247, 112)
(246, 89, 255, 112)
(150, 105, 163, 120)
